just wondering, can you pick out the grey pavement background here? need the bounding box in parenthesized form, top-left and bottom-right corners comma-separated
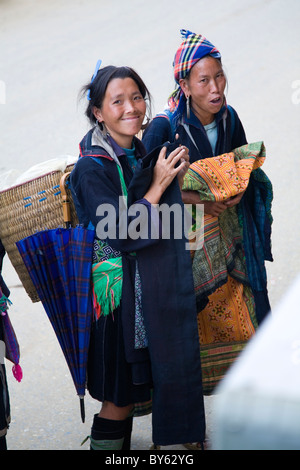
(0, 0, 300, 450)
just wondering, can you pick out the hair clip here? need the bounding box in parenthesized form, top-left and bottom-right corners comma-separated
(87, 59, 102, 101)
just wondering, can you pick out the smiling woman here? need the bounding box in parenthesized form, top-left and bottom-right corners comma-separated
(70, 62, 204, 451)
(92, 77, 147, 149)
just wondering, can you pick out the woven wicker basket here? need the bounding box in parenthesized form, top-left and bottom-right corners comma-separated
(0, 164, 78, 303)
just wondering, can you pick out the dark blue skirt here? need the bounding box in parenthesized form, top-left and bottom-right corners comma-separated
(87, 307, 152, 408)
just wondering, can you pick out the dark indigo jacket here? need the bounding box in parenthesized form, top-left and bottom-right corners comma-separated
(70, 129, 206, 445)
(143, 106, 272, 324)
(142, 105, 247, 163)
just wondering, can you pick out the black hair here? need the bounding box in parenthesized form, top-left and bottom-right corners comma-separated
(81, 65, 152, 127)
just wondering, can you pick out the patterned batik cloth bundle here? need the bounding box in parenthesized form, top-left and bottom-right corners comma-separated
(183, 141, 266, 201)
(182, 141, 266, 303)
(182, 141, 269, 393)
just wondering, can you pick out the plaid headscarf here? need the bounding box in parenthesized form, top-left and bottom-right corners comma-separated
(168, 29, 221, 112)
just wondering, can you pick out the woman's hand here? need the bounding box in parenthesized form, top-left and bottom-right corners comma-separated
(224, 190, 246, 208)
(174, 134, 190, 189)
(202, 200, 228, 217)
(176, 147, 190, 189)
(198, 190, 246, 216)
(144, 145, 189, 205)
(202, 189, 246, 215)
(181, 189, 245, 217)
(181, 190, 228, 216)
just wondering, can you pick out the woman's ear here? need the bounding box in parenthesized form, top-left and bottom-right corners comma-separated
(179, 78, 189, 98)
(93, 106, 103, 123)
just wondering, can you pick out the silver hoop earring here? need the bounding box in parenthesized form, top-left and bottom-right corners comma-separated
(186, 95, 191, 119)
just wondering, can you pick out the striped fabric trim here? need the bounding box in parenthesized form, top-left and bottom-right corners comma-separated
(200, 341, 247, 394)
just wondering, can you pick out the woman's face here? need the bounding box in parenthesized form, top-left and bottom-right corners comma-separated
(180, 56, 226, 125)
(93, 77, 146, 148)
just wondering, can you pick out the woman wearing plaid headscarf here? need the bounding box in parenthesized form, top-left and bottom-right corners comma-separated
(143, 29, 273, 449)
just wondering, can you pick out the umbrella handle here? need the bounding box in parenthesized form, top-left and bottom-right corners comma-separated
(60, 172, 72, 227)
(80, 396, 85, 423)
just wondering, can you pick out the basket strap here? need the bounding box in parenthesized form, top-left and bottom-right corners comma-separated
(59, 172, 72, 225)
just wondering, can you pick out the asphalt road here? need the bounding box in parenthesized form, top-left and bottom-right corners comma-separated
(0, 0, 300, 450)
